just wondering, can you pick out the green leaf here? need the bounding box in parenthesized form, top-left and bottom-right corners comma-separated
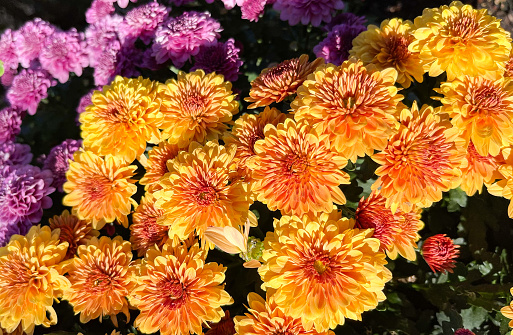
(460, 306, 488, 330)
(447, 188, 467, 212)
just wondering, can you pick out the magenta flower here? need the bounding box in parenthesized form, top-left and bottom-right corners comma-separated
(15, 18, 56, 68)
(0, 221, 26, 246)
(313, 23, 366, 65)
(121, 2, 170, 44)
(85, 15, 123, 67)
(0, 142, 33, 166)
(273, 0, 344, 27)
(0, 107, 22, 144)
(93, 47, 118, 86)
(1, 68, 16, 87)
(0, 29, 18, 71)
(241, 0, 267, 21)
(192, 38, 243, 82)
(40, 29, 89, 83)
(7, 69, 56, 115)
(43, 139, 82, 192)
(76, 88, 98, 125)
(0, 165, 54, 228)
(86, 0, 116, 24)
(152, 11, 222, 67)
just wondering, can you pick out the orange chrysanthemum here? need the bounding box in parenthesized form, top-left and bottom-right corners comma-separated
(129, 241, 233, 335)
(350, 18, 424, 88)
(501, 288, 513, 335)
(159, 70, 239, 147)
(291, 59, 402, 162)
(409, 1, 512, 81)
(372, 103, 462, 213)
(234, 293, 334, 335)
(130, 193, 169, 257)
(223, 107, 289, 183)
(355, 191, 424, 261)
(421, 234, 459, 273)
(63, 236, 136, 326)
(80, 76, 163, 163)
(154, 141, 252, 241)
(437, 74, 513, 157)
(258, 215, 391, 332)
(205, 310, 235, 335)
(248, 119, 349, 216)
(49, 210, 99, 260)
(0, 226, 69, 334)
(63, 150, 137, 229)
(486, 147, 513, 217)
(139, 141, 183, 192)
(245, 55, 324, 109)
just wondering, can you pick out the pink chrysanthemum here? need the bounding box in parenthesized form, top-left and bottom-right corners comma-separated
(40, 29, 89, 83)
(241, 0, 267, 22)
(191, 39, 243, 82)
(0, 29, 18, 71)
(6, 69, 56, 115)
(43, 139, 82, 192)
(152, 11, 222, 67)
(314, 23, 367, 66)
(85, 15, 123, 66)
(121, 2, 170, 44)
(0, 107, 22, 144)
(86, 0, 116, 24)
(93, 47, 118, 86)
(273, 0, 344, 27)
(0, 142, 32, 167)
(422, 234, 460, 274)
(15, 18, 56, 68)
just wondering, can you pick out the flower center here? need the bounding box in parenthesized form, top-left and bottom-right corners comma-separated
(447, 12, 481, 41)
(263, 61, 296, 87)
(105, 99, 134, 124)
(384, 35, 411, 64)
(284, 154, 308, 176)
(470, 85, 503, 114)
(83, 176, 111, 201)
(195, 185, 219, 206)
(313, 260, 327, 275)
(88, 270, 113, 294)
(160, 279, 186, 310)
(183, 92, 207, 117)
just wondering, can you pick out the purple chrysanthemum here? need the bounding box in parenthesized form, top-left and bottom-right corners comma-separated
(313, 23, 366, 65)
(0, 107, 22, 144)
(121, 2, 170, 44)
(0, 221, 27, 246)
(241, 0, 267, 21)
(324, 12, 366, 32)
(0, 142, 32, 166)
(0, 29, 18, 71)
(40, 29, 89, 83)
(7, 68, 56, 115)
(0, 164, 54, 228)
(115, 41, 143, 77)
(152, 11, 222, 67)
(76, 88, 98, 125)
(15, 18, 56, 68)
(85, 15, 123, 67)
(273, 0, 344, 27)
(43, 139, 82, 192)
(86, 0, 116, 24)
(191, 38, 243, 82)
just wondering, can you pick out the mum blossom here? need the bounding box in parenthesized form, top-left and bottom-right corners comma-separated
(121, 2, 170, 44)
(139, 141, 183, 192)
(324, 12, 367, 32)
(85, 0, 115, 24)
(40, 29, 89, 83)
(273, 0, 344, 27)
(240, 0, 267, 22)
(234, 293, 334, 335)
(191, 39, 243, 82)
(62, 150, 138, 229)
(129, 241, 233, 335)
(0, 142, 32, 167)
(63, 236, 136, 327)
(0, 29, 18, 70)
(7, 68, 56, 115)
(43, 139, 82, 192)
(152, 11, 222, 67)
(291, 59, 403, 162)
(259, 215, 391, 332)
(421, 234, 459, 273)
(248, 119, 349, 216)
(409, 1, 512, 81)
(0, 107, 22, 144)
(85, 14, 123, 66)
(15, 18, 56, 68)
(372, 103, 462, 213)
(350, 18, 424, 88)
(314, 22, 366, 66)
(0, 226, 69, 334)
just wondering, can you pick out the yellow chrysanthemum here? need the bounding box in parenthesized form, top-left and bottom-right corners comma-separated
(154, 141, 252, 242)
(409, 1, 512, 81)
(245, 55, 324, 109)
(139, 141, 184, 192)
(80, 76, 163, 163)
(258, 215, 391, 332)
(130, 193, 169, 257)
(350, 18, 424, 88)
(62, 236, 136, 327)
(355, 191, 424, 261)
(223, 107, 290, 183)
(291, 59, 402, 162)
(0, 226, 69, 334)
(506, 46, 513, 78)
(234, 293, 334, 335)
(49, 210, 99, 260)
(63, 150, 137, 229)
(486, 147, 513, 218)
(129, 241, 233, 335)
(501, 288, 513, 335)
(159, 70, 239, 147)
(437, 74, 513, 157)
(372, 103, 462, 213)
(247, 119, 349, 216)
